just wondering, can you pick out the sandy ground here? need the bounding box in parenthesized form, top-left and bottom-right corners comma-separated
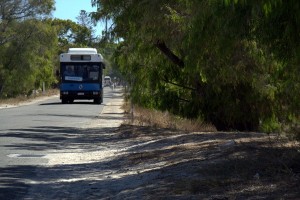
(0, 94, 59, 109)
(2, 89, 299, 199)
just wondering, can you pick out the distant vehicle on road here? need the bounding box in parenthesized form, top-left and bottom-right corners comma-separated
(59, 48, 105, 104)
(104, 76, 111, 87)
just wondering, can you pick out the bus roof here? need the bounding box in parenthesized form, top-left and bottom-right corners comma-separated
(68, 48, 98, 54)
(60, 48, 104, 63)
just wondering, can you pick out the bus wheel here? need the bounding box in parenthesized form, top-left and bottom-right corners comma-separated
(94, 98, 101, 104)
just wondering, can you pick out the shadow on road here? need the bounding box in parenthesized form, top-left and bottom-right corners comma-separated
(0, 166, 37, 200)
(39, 102, 102, 106)
(0, 125, 299, 199)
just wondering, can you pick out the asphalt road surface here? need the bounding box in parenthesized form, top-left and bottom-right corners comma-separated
(0, 87, 120, 199)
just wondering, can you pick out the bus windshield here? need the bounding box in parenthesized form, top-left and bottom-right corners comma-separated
(61, 63, 100, 83)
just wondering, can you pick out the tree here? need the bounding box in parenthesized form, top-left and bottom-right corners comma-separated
(70, 1, 300, 135)
(223, 0, 300, 136)
(51, 18, 95, 50)
(0, 0, 54, 46)
(0, 0, 56, 97)
(91, 0, 113, 43)
(76, 10, 96, 46)
(1, 19, 57, 97)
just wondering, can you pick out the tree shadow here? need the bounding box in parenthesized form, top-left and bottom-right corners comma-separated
(39, 102, 62, 106)
(0, 124, 299, 199)
(0, 166, 37, 200)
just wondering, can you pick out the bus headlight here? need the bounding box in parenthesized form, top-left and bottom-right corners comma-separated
(63, 91, 68, 95)
(93, 92, 99, 95)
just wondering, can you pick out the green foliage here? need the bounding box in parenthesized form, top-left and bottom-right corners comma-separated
(50, 18, 94, 51)
(95, 41, 119, 77)
(0, 19, 57, 97)
(0, 0, 57, 97)
(91, 0, 300, 134)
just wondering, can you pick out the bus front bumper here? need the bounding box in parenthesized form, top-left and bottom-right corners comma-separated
(60, 91, 101, 100)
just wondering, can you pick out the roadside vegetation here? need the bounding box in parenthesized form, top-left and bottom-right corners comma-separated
(92, 0, 300, 140)
(0, 89, 58, 106)
(123, 99, 216, 132)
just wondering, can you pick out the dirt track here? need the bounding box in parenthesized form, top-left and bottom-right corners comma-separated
(25, 126, 300, 199)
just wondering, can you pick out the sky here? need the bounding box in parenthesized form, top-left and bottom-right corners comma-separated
(52, 0, 103, 36)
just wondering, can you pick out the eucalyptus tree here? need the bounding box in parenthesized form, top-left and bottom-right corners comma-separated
(0, 0, 56, 97)
(51, 18, 94, 50)
(0, 0, 54, 45)
(76, 10, 97, 46)
(91, 0, 299, 134)
(223, 0, 300, 136)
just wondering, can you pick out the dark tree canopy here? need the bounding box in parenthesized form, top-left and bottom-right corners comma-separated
(90, 0, 299, 135)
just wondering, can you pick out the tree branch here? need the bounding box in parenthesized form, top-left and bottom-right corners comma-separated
(162, 76, 196, 91)
(155, 40, 184, 68)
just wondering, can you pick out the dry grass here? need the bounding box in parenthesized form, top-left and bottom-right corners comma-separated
(123, 102, 216, 132)
(0, 89, 58, 106)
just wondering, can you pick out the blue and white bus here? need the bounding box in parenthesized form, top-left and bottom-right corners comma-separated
(59, 48, 105, 104)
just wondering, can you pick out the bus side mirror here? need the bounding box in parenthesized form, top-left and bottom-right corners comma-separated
(102, 63, 106, 69)
(56, 70, 60, 77)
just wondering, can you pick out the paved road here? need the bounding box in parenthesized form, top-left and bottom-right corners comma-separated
(0, 87, 122, 199)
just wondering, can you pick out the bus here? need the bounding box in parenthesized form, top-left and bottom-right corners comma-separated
(59, 48, 105, 104)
